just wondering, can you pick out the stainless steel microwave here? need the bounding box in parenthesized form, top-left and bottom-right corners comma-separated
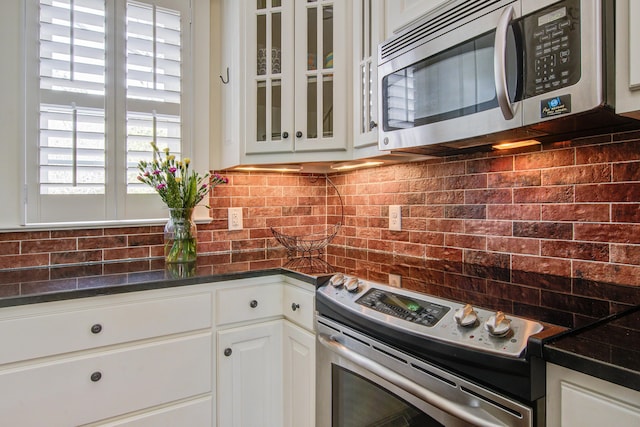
(378, 0, 635, 155)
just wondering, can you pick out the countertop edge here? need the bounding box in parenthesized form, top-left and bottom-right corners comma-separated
(0, 267, 324, 309)
(542, 345, 640, 393)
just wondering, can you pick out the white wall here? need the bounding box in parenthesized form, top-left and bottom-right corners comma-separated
(0, 1, 25, 229)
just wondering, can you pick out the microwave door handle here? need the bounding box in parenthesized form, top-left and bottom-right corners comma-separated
(494, 5, 516, 120)
(318, 334, 506, 427)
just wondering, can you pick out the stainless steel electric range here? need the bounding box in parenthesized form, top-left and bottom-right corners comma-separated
(316, 273, 563, 427)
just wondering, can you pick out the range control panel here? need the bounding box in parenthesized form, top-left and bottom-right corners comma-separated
(318, 274, 544, 358)
(356, 288, 450, 327)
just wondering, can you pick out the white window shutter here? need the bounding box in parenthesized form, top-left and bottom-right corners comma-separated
(26, 0, 192, 224)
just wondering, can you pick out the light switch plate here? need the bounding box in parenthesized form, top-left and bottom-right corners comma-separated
(389, 205, 401, 231)
(228, 207, 243, 230)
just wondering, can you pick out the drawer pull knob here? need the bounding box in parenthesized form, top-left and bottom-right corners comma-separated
(90, 371, 102, 382)
(224, 348, 232, 357)
(91, 324, 103, 334)
(249, 300, 258, 308)
(291, 303, 300, 311)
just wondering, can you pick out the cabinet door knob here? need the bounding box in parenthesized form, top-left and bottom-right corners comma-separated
(295, 131, 303, 138)
(291, 303, 300, 311)
(282, 131, 289, 139)
(224, 348, 232, 357)
(90, 371, 102, 382)
(369, 120, 378, 130)
(90, 324, 102, 334)
(249, 300, 258, 308)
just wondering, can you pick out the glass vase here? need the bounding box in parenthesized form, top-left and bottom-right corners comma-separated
(164, 208, 197, 263)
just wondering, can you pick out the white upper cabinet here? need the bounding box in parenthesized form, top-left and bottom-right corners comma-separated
(352, 0, 385, 158)
(384, 0, 451, 37)
(616, 0, 640, 119)
(221, 0, 351, 168)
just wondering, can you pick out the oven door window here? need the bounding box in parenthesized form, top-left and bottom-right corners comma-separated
(332, 365, 443, 427)
(381, 27, 521, 131)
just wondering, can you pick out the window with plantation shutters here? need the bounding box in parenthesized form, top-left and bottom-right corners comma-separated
(25, 0, 193, 224)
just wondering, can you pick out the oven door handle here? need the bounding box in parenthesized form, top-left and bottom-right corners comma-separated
(318, 334, 508, 427)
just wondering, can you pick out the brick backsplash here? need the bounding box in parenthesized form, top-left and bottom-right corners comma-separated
(1, 130, 639, 295)
(326, 131, 640, 288)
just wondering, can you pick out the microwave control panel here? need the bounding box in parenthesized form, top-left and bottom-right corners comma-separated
(523, 0, 581, 98)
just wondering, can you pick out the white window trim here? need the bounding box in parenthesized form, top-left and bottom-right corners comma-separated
(21, 0, 212, 228)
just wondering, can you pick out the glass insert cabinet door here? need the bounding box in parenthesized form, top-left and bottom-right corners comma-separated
(246, 0, 347, 154)
(353, 0, 383, 149)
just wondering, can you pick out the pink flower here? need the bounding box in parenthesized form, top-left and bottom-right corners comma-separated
(156, 183, 166, 190)
(153, 169, 161, 175)
(169, 167, 177, 174)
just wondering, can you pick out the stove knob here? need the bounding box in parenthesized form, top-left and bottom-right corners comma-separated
(454, 304, 478, 327)
(485, 311, 512, 336)
(329, 273, 345, 287)
(344, 277, 360, 293)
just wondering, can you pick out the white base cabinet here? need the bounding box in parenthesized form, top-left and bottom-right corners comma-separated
(0, 287, 214, 426)
(546, 363, 640, 427)
(215, 278, 316, 427)
(283, 321, 316, 427)
(218, 320, 284, 427)
(0, 275, 316, 427)
(87, 397, 213, 427)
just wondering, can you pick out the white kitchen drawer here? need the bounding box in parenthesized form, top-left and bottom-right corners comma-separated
(0, 292, 212, 365)
(283, 283, 315, 331)
(0, 333, 212, 427)
(87, 396, 213, 427)
(216, 283, 282, 326)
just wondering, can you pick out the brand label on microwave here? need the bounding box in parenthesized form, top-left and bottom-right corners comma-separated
(541, 95, 571, 118)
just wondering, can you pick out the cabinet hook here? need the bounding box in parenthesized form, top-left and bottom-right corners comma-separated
(220, 67, 230, 84)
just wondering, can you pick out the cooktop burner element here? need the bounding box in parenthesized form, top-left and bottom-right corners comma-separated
(318, 274, 544, 358)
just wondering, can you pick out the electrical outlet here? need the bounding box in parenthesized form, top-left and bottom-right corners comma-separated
(389, 205, 401, 231)
(228, 207, 243, 230)
(389, 273, 402, 288)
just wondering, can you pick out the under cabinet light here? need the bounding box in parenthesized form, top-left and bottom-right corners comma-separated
(492, 140, 541, 150)
(232, 165, 303, 172)
(331, 161, 385, 171)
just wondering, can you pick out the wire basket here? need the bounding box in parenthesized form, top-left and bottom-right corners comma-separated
(271, 175, 344, 259)
(271, 222, 341, 259)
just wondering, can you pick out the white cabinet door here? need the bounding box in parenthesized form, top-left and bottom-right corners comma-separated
(546, 363, 640, 427)
(0, 334, 212, 427)
(88, 396, 213, 427)
(353, 0, 385, 155)
(283, 321, 315, 427)
(615, 0, 640, 119)
(217, 320, 284, 427)
(222, 0, 350, 168)
(385, 0, 450, 37)
(282, 281, 315, 330)
(0, 292, 212, 365)
(291, 0, 348, 153)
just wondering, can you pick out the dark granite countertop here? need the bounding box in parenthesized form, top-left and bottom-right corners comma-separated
(542, 305, 640, 393)
(1, 250, 639, 393)
(0, 254, 334, 308)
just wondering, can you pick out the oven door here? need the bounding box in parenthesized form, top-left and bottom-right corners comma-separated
(316, 318, 534, 427)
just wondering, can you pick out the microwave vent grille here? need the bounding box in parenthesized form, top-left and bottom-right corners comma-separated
(380, 0, 512, 62)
